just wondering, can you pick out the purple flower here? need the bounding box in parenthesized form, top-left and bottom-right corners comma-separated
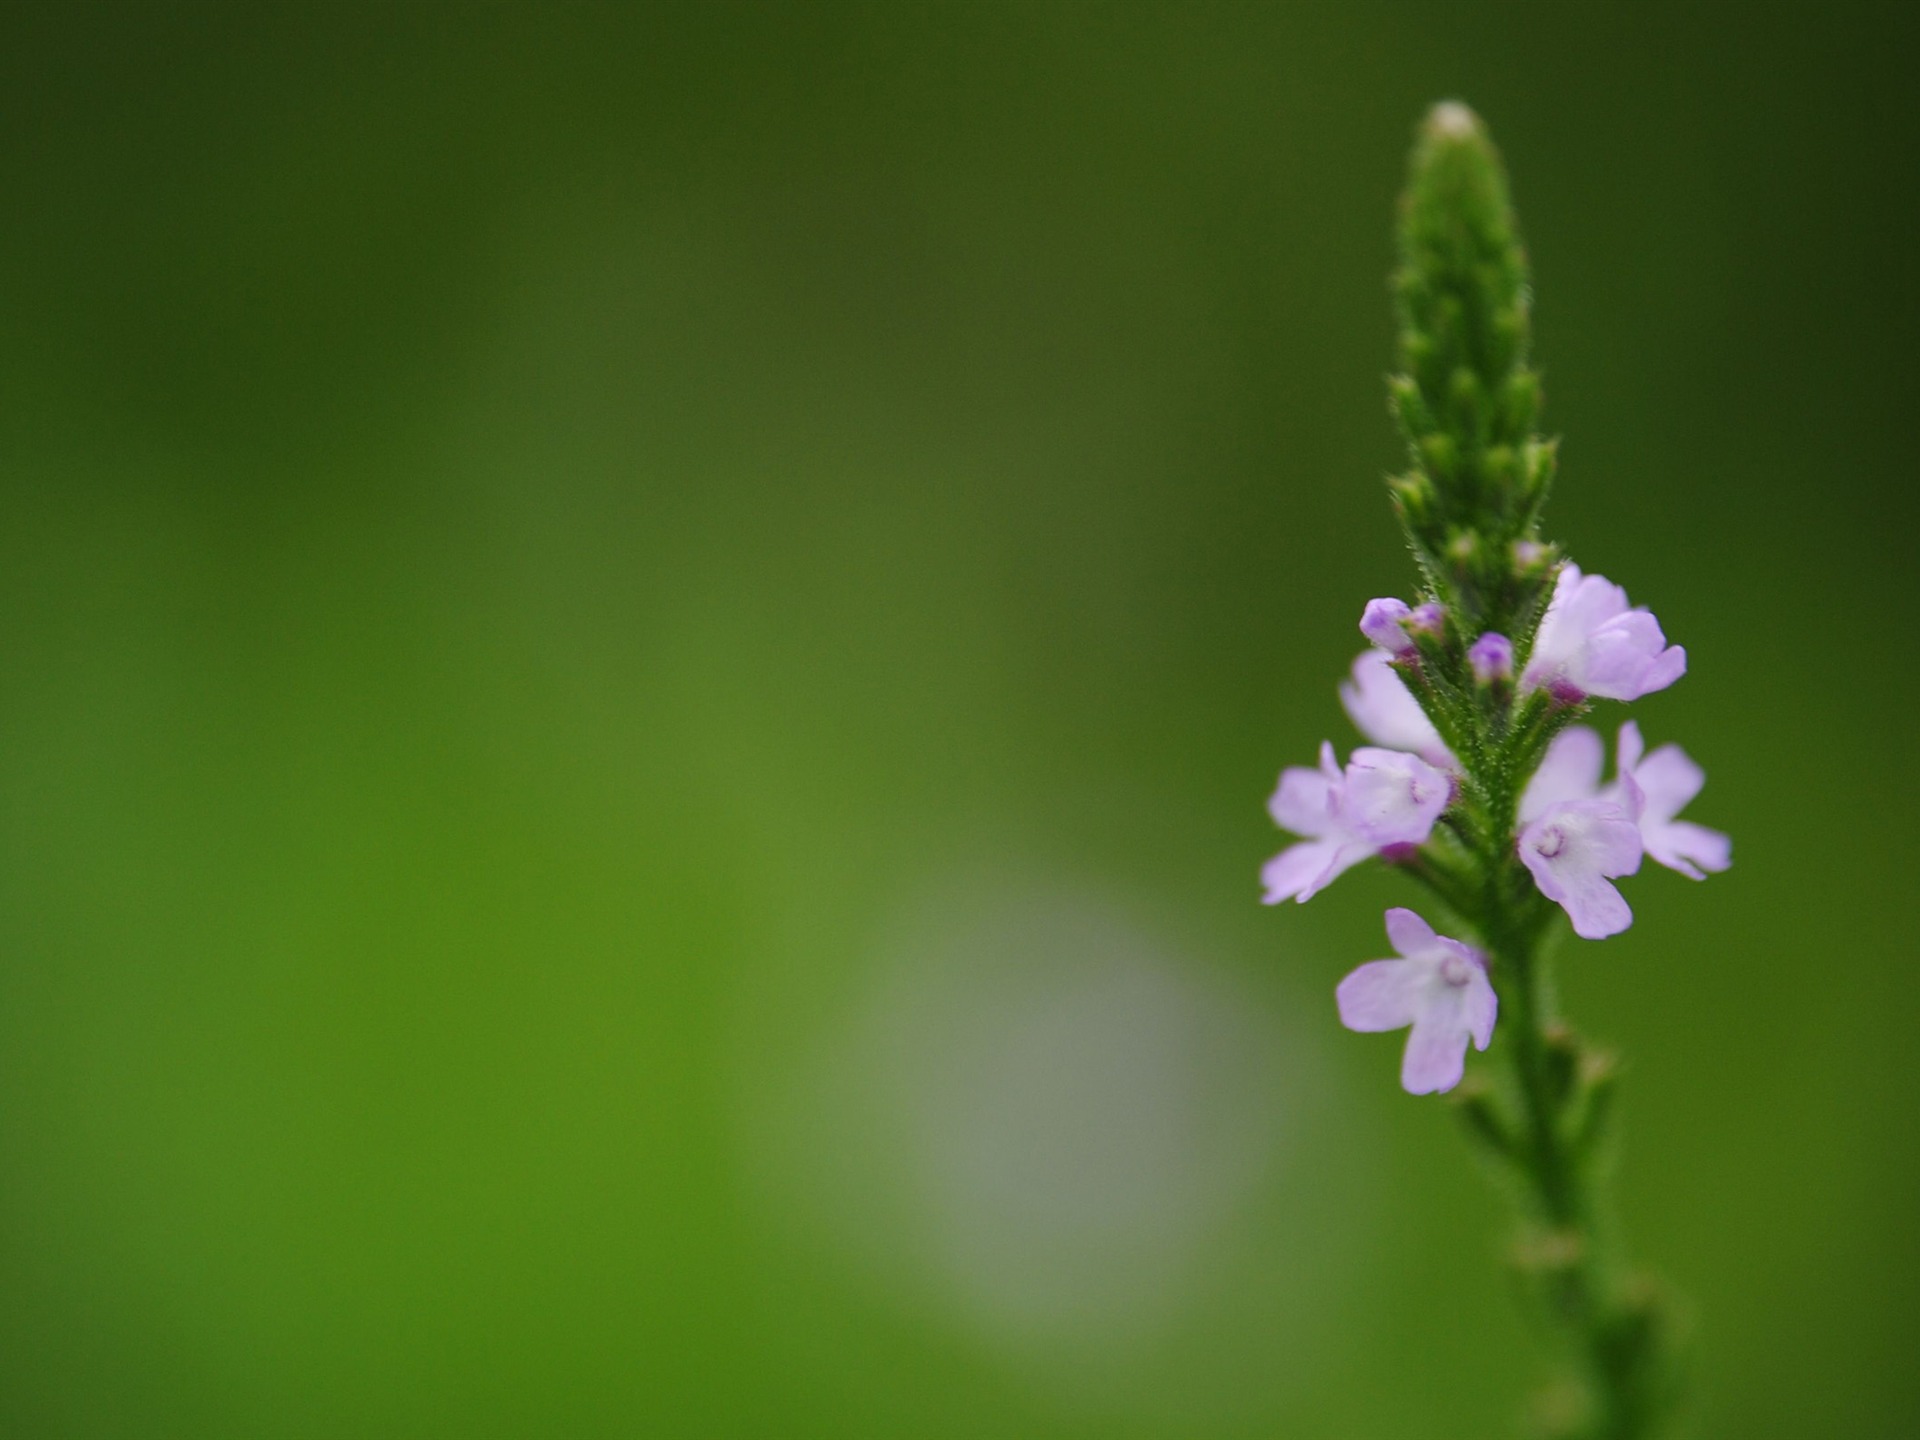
(1339, 651, 1455, 769)
(1263, 743, 1451, 904)
(1468, 631, 1513, 683)
(1360, 598, 1415, 654)
(1347, 747, 1454, 843)
(1337, 908, 1497, 1095)
(1521, 723, 1731, 882)
(1518, 800, 1643, 938)
(1519, 564, 1686, 702)
(1407, 601, 1446, 637)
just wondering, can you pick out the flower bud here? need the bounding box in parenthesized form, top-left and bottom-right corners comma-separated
(1513, 538, 1552, 573)
(1359, 597, 1415, 654)
(1468, 631, 1513, 683)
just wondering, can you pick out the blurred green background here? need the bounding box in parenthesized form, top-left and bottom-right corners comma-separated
(1, 3, 1914, 1436)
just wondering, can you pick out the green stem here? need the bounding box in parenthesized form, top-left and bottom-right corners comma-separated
(1476, 875, 1675, 1440)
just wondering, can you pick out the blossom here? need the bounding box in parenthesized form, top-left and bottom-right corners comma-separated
(1263, 743, 1451, 904)
(1336, 907, 1496, 1094)
(1518, 799, 1643, 938)
(1519, 564, 1686, 702)
(1520, 723, 1731, 881)
(1467, 631, 1513, 683)
(1339, 651, 1455, 769)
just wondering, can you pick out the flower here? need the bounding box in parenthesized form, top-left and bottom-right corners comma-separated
(1339, 651, 1455, 768)
(1520, 722, 1731, 881)
(1519, 563, 1686, 702)
(1336, 907, 1496, 1094)
(1360, 597, 1415, 654)
(1467, 631, 1513, 683)
(1518, 799, 1643, 938)
(1262, 742, 1451, 904)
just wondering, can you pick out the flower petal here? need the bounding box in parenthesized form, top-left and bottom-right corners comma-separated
(1339, 652, 1453, 766)
(1644, 819, 1732, 880)
(1336, 957, 1429, 1032)
(1460, 961, 1498, 1051)
(1555, 568, 1629, 632)
(1262, 837, 1366, 904)
(1519, 726, 1604, 822)
(1383, 905, 1441, 961)
(1582, 613, 1683, 700)
(1638, 643, 1687, 697)
(1554, 872, 1633, 939)
(1615, 720, 1645, 774)
(1629, 741, 1706, 826)
(1401, 1012, 1470, 1094)
(1269, 761, 1339, 837)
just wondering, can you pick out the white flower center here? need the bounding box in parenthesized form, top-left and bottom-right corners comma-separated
(1534, 824, 1566, 859)
(1439, 953, 1474, 987)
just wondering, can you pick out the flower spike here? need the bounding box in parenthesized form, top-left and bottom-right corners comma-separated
(1257, 100, 1721, 1430)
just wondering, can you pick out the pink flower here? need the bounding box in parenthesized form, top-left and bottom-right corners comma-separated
(1520, 564, 1686, 702)
(1339, 651, 1455, 769)
(1262, 743, 1451, 904)
(1518, 800, 1643, 939)
(1337, 908, 1497, 1095)
(1521, 723, 1731, 881)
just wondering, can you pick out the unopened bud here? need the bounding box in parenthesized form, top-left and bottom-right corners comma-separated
(1424, 100, 1481, 141)
(1502, 371, 1542, 434)
(1419, 432, 1458, 481)
(1567, 1046, 1620, 1153)
(1359, 597, 1415, 654)
(1450, 1073, 1516, 1161)
(1388, 374, 1433, 436)
(1512, 1226, 1586, 1282)
(1468, 632, 1513, 683)
(1513, 538, 1552, 573)
(1540, 1022, 1581, 1110)
(1388, 473, 1435, 529)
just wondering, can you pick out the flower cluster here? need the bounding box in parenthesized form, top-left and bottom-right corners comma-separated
(1265, 563, 1729, 1093)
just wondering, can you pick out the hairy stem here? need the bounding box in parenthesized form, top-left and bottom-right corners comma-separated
(1475, 880, 1676, 1440)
